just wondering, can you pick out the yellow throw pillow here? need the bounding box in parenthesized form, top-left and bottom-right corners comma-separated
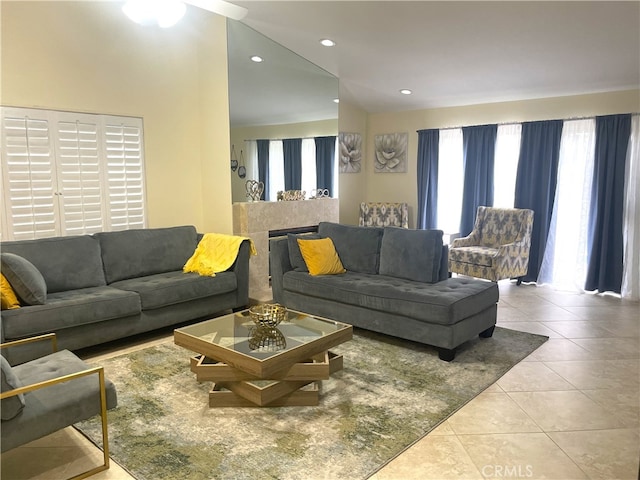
(0, 273, 20, 310)
(297, 238, 346, 276)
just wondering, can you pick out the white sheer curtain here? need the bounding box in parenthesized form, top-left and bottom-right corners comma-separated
(243, 140, 259, 182)
(493, 124, 521, 208)
(622, 114, 640, 300)
(268, 140, 284, 201)
(437, 128, 463, 234)
(538, 119, 596, 291)
(301, 138, 316, 195)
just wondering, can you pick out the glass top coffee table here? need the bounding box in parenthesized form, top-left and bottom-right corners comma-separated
(174, 308, 353, 407)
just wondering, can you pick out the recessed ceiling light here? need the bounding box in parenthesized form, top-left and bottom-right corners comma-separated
(250, 55, 264, 63)
(400, 89, 412, 95)
(320, 39, 336, 47)
(333, 98, 340, 104)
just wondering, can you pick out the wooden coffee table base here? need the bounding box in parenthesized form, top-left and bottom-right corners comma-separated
(190, 351, 344, 407)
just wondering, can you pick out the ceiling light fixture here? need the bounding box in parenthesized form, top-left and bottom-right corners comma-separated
(320, 39, 336, 47)
(400, 89, 412, 95)
(250, 55, 264, 63)
(122, 0, 186, 28)
(333, 98, 340, 104)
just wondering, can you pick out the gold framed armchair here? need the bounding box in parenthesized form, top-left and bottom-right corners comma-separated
(448, 206, 534, 283)
(0, 333, 118, 479)
(359, 202, 409, 228)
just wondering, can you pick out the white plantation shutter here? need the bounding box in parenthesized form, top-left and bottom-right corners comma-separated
(103, 118, 146, 230)
(0, 107, 146, 240)
(1, 109, 59, 239)
(54, 114, 104, 234)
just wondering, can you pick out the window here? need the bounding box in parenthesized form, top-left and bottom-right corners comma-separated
(300, 138, 317, 195)
(1, 107, 146, 240)
(493, 124, 521, 208)
(538, 119, 596, 290)
(264, 137, 331, 200)
(268, 140, 284, 200)
(436, 128, 463, 234)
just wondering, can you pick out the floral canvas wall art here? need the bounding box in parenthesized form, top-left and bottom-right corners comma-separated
(374, 132, 408, 173)
(339, 132, 362, 173)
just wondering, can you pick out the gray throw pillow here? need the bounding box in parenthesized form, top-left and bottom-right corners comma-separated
(288, 233, 322, 272)
(1, 355, 25, 421)
(1, 253, 47, 305)
(379, 227, 444, 283)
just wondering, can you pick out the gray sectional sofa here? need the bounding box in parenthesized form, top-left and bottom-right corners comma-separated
(270, 222, 499, 361)
(1, 226, 250, 364)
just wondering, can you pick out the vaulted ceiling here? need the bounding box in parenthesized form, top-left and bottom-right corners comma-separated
(232, 1, 639, 116)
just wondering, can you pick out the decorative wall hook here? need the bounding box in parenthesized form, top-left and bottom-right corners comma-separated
(238, 149, 246, 178)
(230, 145, 238, 172)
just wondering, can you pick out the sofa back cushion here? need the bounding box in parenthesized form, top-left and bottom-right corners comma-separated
(95, 226, 198, 284)
(379, 227, 444, 283)
(1, 236, 106, 293)
(317, 222, 383, 274)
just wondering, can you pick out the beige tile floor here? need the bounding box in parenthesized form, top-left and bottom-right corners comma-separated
(2, 282, 639, 479)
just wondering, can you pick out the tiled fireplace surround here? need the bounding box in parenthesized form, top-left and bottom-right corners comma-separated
(232, 198, 339, 301)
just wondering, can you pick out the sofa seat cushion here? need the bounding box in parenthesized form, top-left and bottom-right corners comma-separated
(283, 271, 498, 325)
(448, 245, 498, 267)
(110, 271, 237, 310)
(0, 287, 141, 338)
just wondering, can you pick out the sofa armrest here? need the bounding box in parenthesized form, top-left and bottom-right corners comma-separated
(269, 238, 293, 304)
(230, 240, 251, 308)
(450, 230, 480, 248)
(438, 245, 449, 281)
(1, 333, 58, 354)
(496, 238, 529, 258)
(1, 333, 58, 365)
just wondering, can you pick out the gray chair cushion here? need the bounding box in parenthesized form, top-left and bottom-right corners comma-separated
(110, 271, 237, 310)
(379, 227, 444, 283)
(95, 226, 198, 284)
(1, 236, 106, 293)
(1, 356, 25, 421)
(0, 253, 46, 305)
(287, 233, 322, 272)
(317, 222, 384, 274)
(1, 349, 117, 453)
(0, 287, 141, 338)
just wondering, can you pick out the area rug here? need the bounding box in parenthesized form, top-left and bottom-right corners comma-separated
(76, 327, 547, 480)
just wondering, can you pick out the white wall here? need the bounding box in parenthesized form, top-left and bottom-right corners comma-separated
(1, 1, 233, 233)
(338, 101, 368, 225)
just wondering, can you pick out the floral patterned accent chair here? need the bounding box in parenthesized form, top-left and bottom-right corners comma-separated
(448, 206, 534, 284)
(359, 202, 409, 228)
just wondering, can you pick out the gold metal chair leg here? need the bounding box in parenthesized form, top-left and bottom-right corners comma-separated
(69, 368, 110, 480)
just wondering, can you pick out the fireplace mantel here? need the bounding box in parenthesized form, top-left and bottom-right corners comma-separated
(233, 199, 339, 301)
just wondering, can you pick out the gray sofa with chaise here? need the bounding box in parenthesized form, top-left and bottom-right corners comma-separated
(1, 226, 250, 364)
(270, 222, 499, 361)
